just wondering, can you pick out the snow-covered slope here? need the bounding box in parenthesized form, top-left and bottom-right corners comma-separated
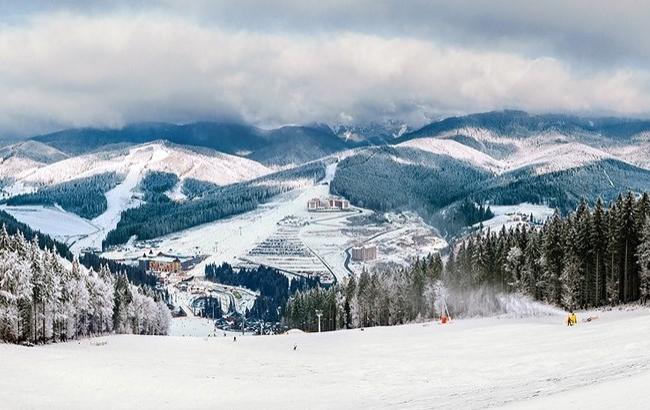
(0, 156, 44, 182)
(0, 141, 69, 183)
(399, 137, 506, 172)
(2, 143, 272, 252)
(505, 141, 616, 175)
(398, 129, 635, 177)
(606, 142, 650, 169)
(2, 309, 650, 409)
(0, 140, 68, 164)
(15, 142, 271, 187)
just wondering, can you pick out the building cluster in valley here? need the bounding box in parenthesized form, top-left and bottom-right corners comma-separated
(106, 249, 206, 283)
(307, 196, 350, 212)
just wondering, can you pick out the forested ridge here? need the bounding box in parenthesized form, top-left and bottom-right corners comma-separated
(0, 226, 170, 344)
(469, 159, 650, 213)
(285, 192, 650, 331)
(331, 146, 491, 212)
(332, 147, 650, 235)
(5, 172, 123, 219)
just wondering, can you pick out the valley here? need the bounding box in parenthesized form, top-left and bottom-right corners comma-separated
(3, 110, 650, 326)
(3, 4, 649, 408)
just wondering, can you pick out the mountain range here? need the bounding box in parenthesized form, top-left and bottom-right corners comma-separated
(3, 109, 650, 243)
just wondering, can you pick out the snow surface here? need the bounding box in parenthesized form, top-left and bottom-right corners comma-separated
(399, 137, 505, 172)
(505, 141, 615, 175)
(606, 142, 650, 169)
(476, 203, 556, 233)
(404, 127, 643, 176)
(11, 142, 270, 187)
(168, 317, 249, 338)
(0, 156, 44, 182)
(1, 205, 98, 244)
(2, 309, 650, 409)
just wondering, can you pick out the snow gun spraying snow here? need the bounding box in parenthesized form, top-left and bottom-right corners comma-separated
(433, 281, 452, 324)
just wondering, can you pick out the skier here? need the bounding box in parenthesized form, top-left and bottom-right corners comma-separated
(567, 311, 577, 326)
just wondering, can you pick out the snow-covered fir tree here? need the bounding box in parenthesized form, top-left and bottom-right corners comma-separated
(0, 226, 171, 344)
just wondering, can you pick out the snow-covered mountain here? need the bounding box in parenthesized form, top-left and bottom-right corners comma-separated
(0, 140, 69, 182)
(4, 109, 650, 247)
(398, 137, 506, 172)
(7, 141, 270, 187)
(332, 120, 410, 144)
(30, 122, 352, 166)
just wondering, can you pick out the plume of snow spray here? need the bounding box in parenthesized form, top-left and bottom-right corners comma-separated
(434, 282, 565, 318)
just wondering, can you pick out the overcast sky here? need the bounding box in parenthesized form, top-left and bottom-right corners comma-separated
(0, 0, 649, 136)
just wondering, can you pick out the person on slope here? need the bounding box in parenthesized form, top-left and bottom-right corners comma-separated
(567, 311, 577, 326)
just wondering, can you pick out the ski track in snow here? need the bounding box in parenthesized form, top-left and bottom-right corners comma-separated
(2, 310, 650, 409)
(70, 149, 154, 252)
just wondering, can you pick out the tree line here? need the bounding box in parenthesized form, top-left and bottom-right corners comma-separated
(0, 209, 158, 288)
(0, 226, 170, 344)
(205, 262, 319, 322)
(5, 172, 123, 219)
(284, 255, 444, 331)
(284, 192, 650, 331)
(448, 193, 650, 308)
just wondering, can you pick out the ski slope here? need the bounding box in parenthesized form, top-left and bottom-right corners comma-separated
(2, 309, 650, 409)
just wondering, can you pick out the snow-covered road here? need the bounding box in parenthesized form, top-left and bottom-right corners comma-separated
(2, 309, 650, 409)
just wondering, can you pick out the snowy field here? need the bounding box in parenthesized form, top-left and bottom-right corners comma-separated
(169, 317, 249, 338)
(1, 205, 99, 244)
(2, 309, 650, 409)
(476, 203, 556, 233)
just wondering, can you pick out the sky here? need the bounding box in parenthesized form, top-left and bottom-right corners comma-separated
(0, 0, 649, 136)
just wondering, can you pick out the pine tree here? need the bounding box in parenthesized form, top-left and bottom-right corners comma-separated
(590, 199, 607, 305)
(542, 213, 564, 305)
(636, 217, 650, 303)
(505, 246, 524, 293)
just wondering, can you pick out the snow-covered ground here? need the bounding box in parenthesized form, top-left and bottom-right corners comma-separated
(1, 205, 99, 244)
(168, 317, 249, 338)
(3, 309, 650, 409)
(476, 203, 556, 233)
(399, 137, 506, 172)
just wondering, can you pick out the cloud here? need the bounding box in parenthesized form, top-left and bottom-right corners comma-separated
(0, 7, 649, 136)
